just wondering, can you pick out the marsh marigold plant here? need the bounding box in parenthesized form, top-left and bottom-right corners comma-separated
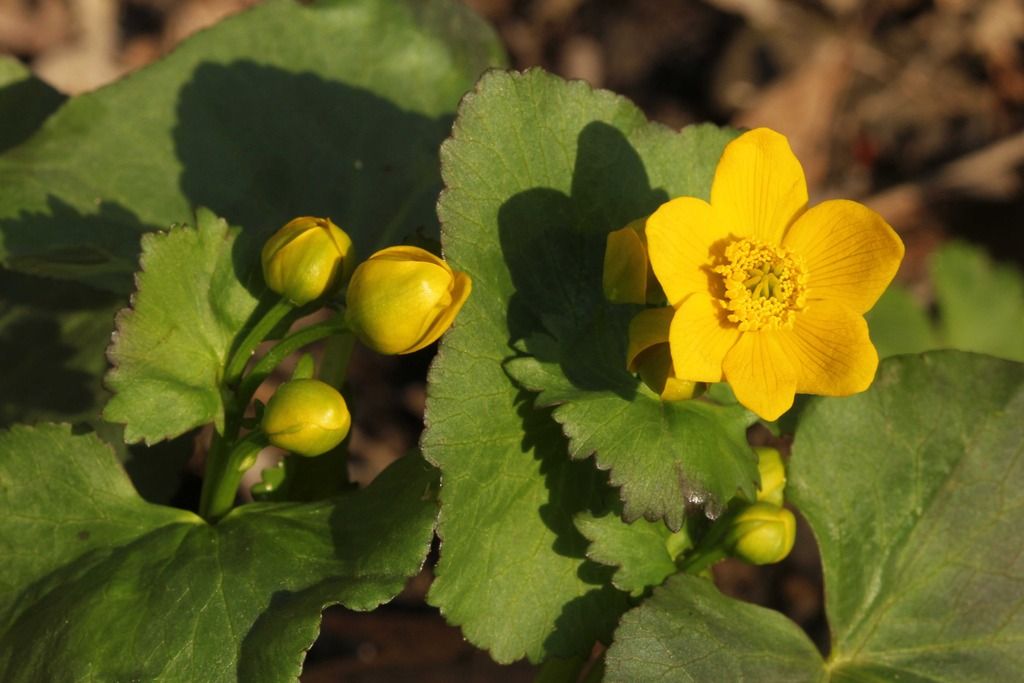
(645, 128, 904, 420)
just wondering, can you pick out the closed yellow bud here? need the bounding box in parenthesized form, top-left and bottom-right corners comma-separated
(753, 447, 786, 506)
(627, 307, 700, 401)
(262, 379, 351, 457)
(345, 245, 471, 355)
(727, 503, 796, 565)
(261, 216, 355, 305)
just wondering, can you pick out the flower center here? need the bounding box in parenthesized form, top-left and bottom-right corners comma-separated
(713, 238, 806, 331)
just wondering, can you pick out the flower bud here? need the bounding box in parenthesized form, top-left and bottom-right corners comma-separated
(345, 245, 471, 355)
(261, 216, 355, 305)
(262, 379, 351, 457)
(627, 307, 700, 401)
(727, 503, 796, 565)
(603, 217, 662, 304)
(753, 446, 786, 506)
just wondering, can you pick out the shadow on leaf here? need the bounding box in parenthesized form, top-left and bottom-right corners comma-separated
(173, 61, 454, 297)
(498, 121, 669, 399)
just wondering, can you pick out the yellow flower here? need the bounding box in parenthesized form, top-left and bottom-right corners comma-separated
(626, 307, 700, 401)
(345, 245, 471, 355)
(646, 128, 904, 420)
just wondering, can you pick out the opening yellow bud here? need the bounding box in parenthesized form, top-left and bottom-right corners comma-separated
(727, 502, 796, 565)
(753, 446, 786, 506)
(627, 307, 700, 401)
(602, 218, 662, 305)
(261, 216, 355, 305)
(345, 245, 471, 355)
(262, 379, 351, 457)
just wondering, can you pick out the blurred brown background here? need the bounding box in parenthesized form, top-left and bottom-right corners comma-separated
(3, 0, 1022, 680)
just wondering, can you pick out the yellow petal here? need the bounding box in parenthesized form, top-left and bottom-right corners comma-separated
(603, 224, 649, 304)
(777, 302, 878, 396)
(646, 197, 722, 306)
(782, 199, 904, 314)
(722, 331, 797, 421)
(710, 128, 808, 246)
(626, 307, 673, 371)
(668, 292, 741, 383)
(406, 270, 472, 354)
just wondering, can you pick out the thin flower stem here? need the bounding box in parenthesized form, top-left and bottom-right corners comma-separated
(201, 310, 349, 522)
(224, 296, 296, 386)
(234, 315, 350, 411)
(675, 506, 740, 575)
(199, 430, 269, 522)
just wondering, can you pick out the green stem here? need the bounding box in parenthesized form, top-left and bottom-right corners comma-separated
(678, 545, 729, 575)
(199, 430, 269, 522)
(676, 507, 740, 575)
(235, 315, 350, 411)
(224, 296, 296, 386)
(318, 330, 356, 389)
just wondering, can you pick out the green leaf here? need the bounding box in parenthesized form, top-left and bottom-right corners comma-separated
(103, 209, 259, 444)
(424, 68, 745, 662)
(864, 284, 936, 358)
(575, 511, 680, 597)
(791, 351, 1024, 680)
(0, 424, 438, 681)
(605, 574, 824, 682)
(0, 0, 503, 291)
(507, 345, 757, 527)
(0, 56, 64, 153)
(933, 241, 1024, 361)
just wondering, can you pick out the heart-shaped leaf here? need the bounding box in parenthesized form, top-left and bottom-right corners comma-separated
(0, 423, 438, 681)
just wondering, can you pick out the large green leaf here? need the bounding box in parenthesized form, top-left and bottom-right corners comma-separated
(603, 352, 1024, 680)
(103, 208, 259, 444)
(0, 423, 438, 681)
(423, 68, 750, 663)
(0, 0, 503, 292)
(792, 351, 1024, 679)
(605, 574, 824, 682)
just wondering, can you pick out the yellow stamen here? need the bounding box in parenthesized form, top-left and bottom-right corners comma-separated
(713, 238, 806, 331)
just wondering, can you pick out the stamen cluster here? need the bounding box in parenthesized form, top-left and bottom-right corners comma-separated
(714, 238, 806, 331)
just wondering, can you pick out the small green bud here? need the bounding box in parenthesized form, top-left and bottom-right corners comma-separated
(262, 379, 351, 457)
(727, 503, 796, 565)
(754, 446, 786, 506)
(345, 245, 472, 355)
(261, 216, 355, 305)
